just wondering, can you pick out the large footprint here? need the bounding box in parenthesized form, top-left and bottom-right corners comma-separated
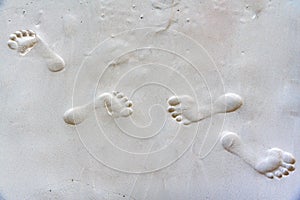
(167, 93, 243, 125)
(63, 91, 133, 125)
(221, 131, 296, 179)
(7, 29, 65, 72)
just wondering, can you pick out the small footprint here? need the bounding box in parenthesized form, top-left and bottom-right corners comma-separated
(7, 30, 65, 72)
(221, 131, 296, 179)
(63, 91, 133, 125)
(167, 93, 243, 125)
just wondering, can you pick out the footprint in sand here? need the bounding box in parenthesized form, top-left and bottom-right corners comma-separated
(167, 93, 243, 125)
(7, 29, 65, 72)
(221, 131, 296, 179)
(63, 91, 133, 125)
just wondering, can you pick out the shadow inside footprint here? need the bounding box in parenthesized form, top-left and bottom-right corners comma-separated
(7, 30, 37, 56)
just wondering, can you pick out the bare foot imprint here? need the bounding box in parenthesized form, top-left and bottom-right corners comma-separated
(7, 30, 37, 55)
(167, 93, 243, 125)
(221, 131, 296, 179)
(7, 30, 65, 72)
(63, 91, 133, 125)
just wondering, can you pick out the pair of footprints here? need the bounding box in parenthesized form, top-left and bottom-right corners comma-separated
(8, 30, 295, 180)
(63, 92, 243, 125)
(7, 30, 65, 72)
(64, 91, 295, 179)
